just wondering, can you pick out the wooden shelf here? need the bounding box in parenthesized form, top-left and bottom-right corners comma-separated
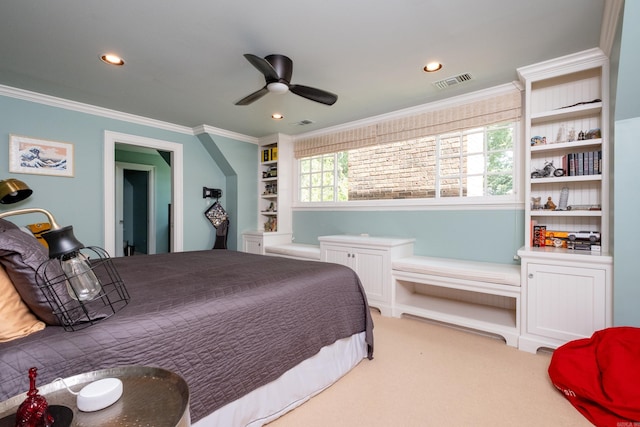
(530, 209, 601, 217)
(531, 138, 602, 154)
(531, 175, 601, 184)
(531, 102, 602, 124)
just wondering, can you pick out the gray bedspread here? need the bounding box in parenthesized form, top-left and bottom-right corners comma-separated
(0, 250, 373, 422)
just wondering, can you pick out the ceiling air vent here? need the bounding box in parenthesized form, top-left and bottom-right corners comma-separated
(433, 73, 474, 90)
(296, 119, 315, 126)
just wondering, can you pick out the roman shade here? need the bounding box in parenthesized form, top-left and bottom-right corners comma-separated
(295, 86, 522, 159)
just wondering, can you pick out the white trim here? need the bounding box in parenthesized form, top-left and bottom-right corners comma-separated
(517, 48, 608, 82)
(115, 162, 156, 257)
(0, 84, 257, 143)
(292, 82, 522, 142)
(293, 200, 524, 212)
(292, 121, 523, 210)
(194, 124, 259, 145)
(104, 131, 183, 255)
(599, 0, 624, 57)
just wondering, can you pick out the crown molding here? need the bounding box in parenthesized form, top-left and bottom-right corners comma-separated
(0, 84, 196, 135)
(516, 47, 607, 82)
(600, 0, 624, 57)
(0, 84, 257, 143)
(193, 124, 258, 144)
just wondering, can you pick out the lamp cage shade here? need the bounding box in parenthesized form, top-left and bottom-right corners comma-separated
(36, 246, 130, 331)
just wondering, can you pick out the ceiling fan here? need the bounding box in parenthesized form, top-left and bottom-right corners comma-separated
(235, 54, 338, 106)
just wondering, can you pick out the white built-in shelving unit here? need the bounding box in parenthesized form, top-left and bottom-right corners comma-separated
(242, 133, 293, 254)
(517, 48, 612, 353)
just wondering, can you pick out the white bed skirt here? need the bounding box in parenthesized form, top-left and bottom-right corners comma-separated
(193, 331, 367, 427)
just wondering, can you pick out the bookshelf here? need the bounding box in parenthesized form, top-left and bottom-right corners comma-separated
(242, 133, 293, 254)
(519, 50, 609, 255)
(516, 48, 612, 353)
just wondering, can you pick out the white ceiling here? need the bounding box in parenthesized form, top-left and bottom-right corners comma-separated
(0, 1, 607, 139)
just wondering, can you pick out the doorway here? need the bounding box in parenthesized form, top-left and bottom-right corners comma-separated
(115, 162, 156, 257)
(104, 131, 184, 257)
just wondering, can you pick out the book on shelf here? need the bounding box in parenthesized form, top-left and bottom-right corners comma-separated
(533, 225, 546, 247)
(561, 150, 602, 176)
(261, 147, 279, 162)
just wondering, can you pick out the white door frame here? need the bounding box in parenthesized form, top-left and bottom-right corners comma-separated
(115, 162, 156, 257)
(104, 131, 183, 256)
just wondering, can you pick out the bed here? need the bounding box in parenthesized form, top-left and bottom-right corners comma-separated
(0, 222, 374, 426)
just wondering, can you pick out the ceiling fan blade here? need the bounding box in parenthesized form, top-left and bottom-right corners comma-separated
(235, 86, 269, 106)
(243, 54, 279, 81)
(289, 84, 338, 106)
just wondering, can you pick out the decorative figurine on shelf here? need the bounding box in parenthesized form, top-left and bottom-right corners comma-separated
(531, 196, 542, 210)
(545, 197, 556, 210)
(568, 128, 576, 142)
(15, 367, 54, 427)
(578, 130, 585, 141)
(555, 125, 565, 143)
(264, 217, 277, 232)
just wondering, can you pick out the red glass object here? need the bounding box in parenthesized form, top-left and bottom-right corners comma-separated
(14, 367, 54, 427)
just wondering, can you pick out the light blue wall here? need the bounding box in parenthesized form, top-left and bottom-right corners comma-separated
(197, 132, 258, 249)
(0, 95, 227, 251)
(612, 0, 640, 326)
(293, 209, 524, 264)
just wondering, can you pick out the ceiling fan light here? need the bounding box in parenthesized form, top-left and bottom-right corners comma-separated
(267, 82, 289, 94)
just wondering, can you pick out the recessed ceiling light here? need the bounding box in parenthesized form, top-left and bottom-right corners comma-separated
(100, 53, 125, 66)
(271, 113, 284, 120)
(423, 62, 443, 72)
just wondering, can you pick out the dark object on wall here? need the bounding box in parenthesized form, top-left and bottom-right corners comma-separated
(213, 219, 229, 250)
(202, 187, 222, 199)
(204, 201, 229, 250)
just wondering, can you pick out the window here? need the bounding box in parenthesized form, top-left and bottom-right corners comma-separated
(299, 152, 348, 202)
(297, 122, 516, 203)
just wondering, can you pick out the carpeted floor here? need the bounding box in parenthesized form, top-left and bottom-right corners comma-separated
(269, 310, 591, 426)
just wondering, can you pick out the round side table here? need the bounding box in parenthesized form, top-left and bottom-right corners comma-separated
(0, 366, 190, 427)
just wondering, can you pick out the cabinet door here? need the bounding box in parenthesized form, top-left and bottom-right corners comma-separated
(323, 246, 353, 269)
(243, 237, 263, 255)
(351, 248, 386, 302)
(526, 263, 606, 342)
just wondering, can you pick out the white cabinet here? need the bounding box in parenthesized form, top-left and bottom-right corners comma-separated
(319, 235, 414, 315)
(242, 231, 292, 255)
(518, 248, 612, 353)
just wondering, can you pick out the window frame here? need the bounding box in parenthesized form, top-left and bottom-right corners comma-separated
(292, 123, 522, 212)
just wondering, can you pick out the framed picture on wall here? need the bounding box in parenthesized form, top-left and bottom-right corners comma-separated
(9, 134, 74, 177)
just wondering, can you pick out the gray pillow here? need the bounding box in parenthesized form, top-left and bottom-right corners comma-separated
(0, 219, 66, 325)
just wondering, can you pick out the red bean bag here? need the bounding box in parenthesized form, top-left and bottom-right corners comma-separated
(548, 327, 640, 426)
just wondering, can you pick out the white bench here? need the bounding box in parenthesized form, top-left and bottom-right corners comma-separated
(391, 256, 521, 347)
(264, 243, 321, 261)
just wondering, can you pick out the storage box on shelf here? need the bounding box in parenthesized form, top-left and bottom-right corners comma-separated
(517, 48, 612, 353)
